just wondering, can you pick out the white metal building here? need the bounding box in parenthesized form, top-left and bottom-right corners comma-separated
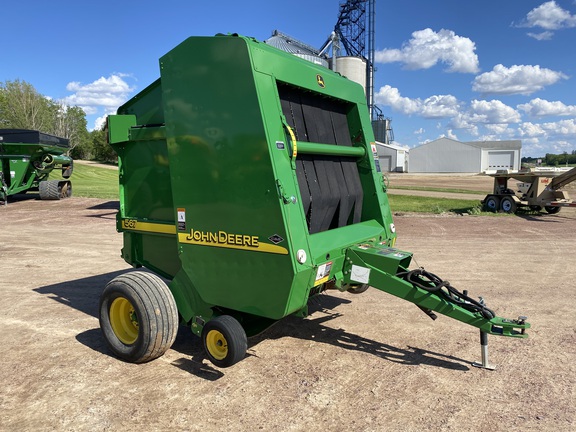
(376, 141, 409, 172)
(409, 138, 521, 173)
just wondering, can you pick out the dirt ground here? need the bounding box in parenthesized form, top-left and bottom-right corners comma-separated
(387, 172, 496, 193)
(1, 184, 575, 431)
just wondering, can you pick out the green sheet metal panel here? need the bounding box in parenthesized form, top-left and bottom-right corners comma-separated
(118, 79, 165, 126)
(159, 35, 304, 319)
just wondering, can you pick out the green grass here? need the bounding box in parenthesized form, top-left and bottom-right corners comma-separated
(388, 194, 488, 215)
(51, 163, 119, 199)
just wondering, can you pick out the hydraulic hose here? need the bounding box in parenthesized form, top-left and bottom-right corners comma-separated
(397, 268, 496, 320)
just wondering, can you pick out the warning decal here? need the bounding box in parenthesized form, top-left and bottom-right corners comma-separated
(315, 261, 333, 286)
(370, 142, 381, 172)
(177, 208, 186, 231)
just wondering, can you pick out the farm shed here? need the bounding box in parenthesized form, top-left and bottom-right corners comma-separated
(376, 141, 409, 172)
(409, 137, 521, 173)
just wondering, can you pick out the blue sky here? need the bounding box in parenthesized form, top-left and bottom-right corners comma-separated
(2, 0, 575, 157)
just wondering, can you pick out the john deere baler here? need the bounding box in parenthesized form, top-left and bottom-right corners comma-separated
(101, 34, 529, 368)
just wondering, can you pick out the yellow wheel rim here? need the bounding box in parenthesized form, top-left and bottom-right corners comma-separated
(206, 329, 228, 361)
(110, 297, 139, 345)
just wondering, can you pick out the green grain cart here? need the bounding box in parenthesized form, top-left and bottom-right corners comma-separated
(101, 34, 529, 368)
(0, 129, 73, 204)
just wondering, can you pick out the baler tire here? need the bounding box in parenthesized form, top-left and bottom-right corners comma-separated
(99, 271, 179, 363)
(202, 315, 247, 368)
(39, 180, 62, 200)
(545, 206, 561, 214)
(347, 284, 369, 294)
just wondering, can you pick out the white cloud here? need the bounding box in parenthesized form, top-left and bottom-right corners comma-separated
(527, 31, 554, 40)
(375, 28, 479, 73)
(517, 119, 576, 144)
(552, 141, 573, 153)
(478, 133, 499, 141)
(377, 86, 520, 134)
(522, 139, 549, 158)
(414, 127, 425, 135)
(468, 99, 522, 124)
(517, 98, 576, 117)
(445, 129, 458, 140)
(448, 100, 519, 133)
(419, 95, 461, 118)
(472, 64, 568, 95)
(63, 74, 135, 114)
(516, 1, 576, 30)
(542, 118, 576, 136)
(94, 116, 106, 131)
(518, 122, 546, 137)
(485, 123, 513, 135)
(374, 85, 421, 114)
(390, 140, 411, 150)
(374, 86, 460, 119)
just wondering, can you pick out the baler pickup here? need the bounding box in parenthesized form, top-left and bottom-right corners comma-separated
(99, 33, 529, 369)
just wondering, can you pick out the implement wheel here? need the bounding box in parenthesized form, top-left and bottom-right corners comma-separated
(347, 283, 369, 294)
(39, 180, 72, 200)
(99, 271, 178, 363)
(483, 196, 499, 212)
(202, 315, 247, 368)
(39, 180, 61, 200)
(545, 206, 561, 214)
(500, 196, 517, 214)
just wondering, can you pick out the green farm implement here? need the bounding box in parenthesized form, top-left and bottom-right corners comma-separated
(0, 129, 73, 204)
(101, 34, 529, 369)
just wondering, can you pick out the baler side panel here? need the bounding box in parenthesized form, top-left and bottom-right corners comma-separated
(117, 79, 165, 127)
(117, 139, 174, 222)
(159, 36, 298, 320)
(111, 134, 180, 279)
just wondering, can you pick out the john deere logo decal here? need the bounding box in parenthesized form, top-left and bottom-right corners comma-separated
(316, 74, 325, 88)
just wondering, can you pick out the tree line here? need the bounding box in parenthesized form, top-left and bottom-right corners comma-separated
(0, 80, 116, 162)
(522, 150, 576, 167)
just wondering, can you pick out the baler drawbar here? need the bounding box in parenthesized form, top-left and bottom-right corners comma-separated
(100, 33, 529, 369)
